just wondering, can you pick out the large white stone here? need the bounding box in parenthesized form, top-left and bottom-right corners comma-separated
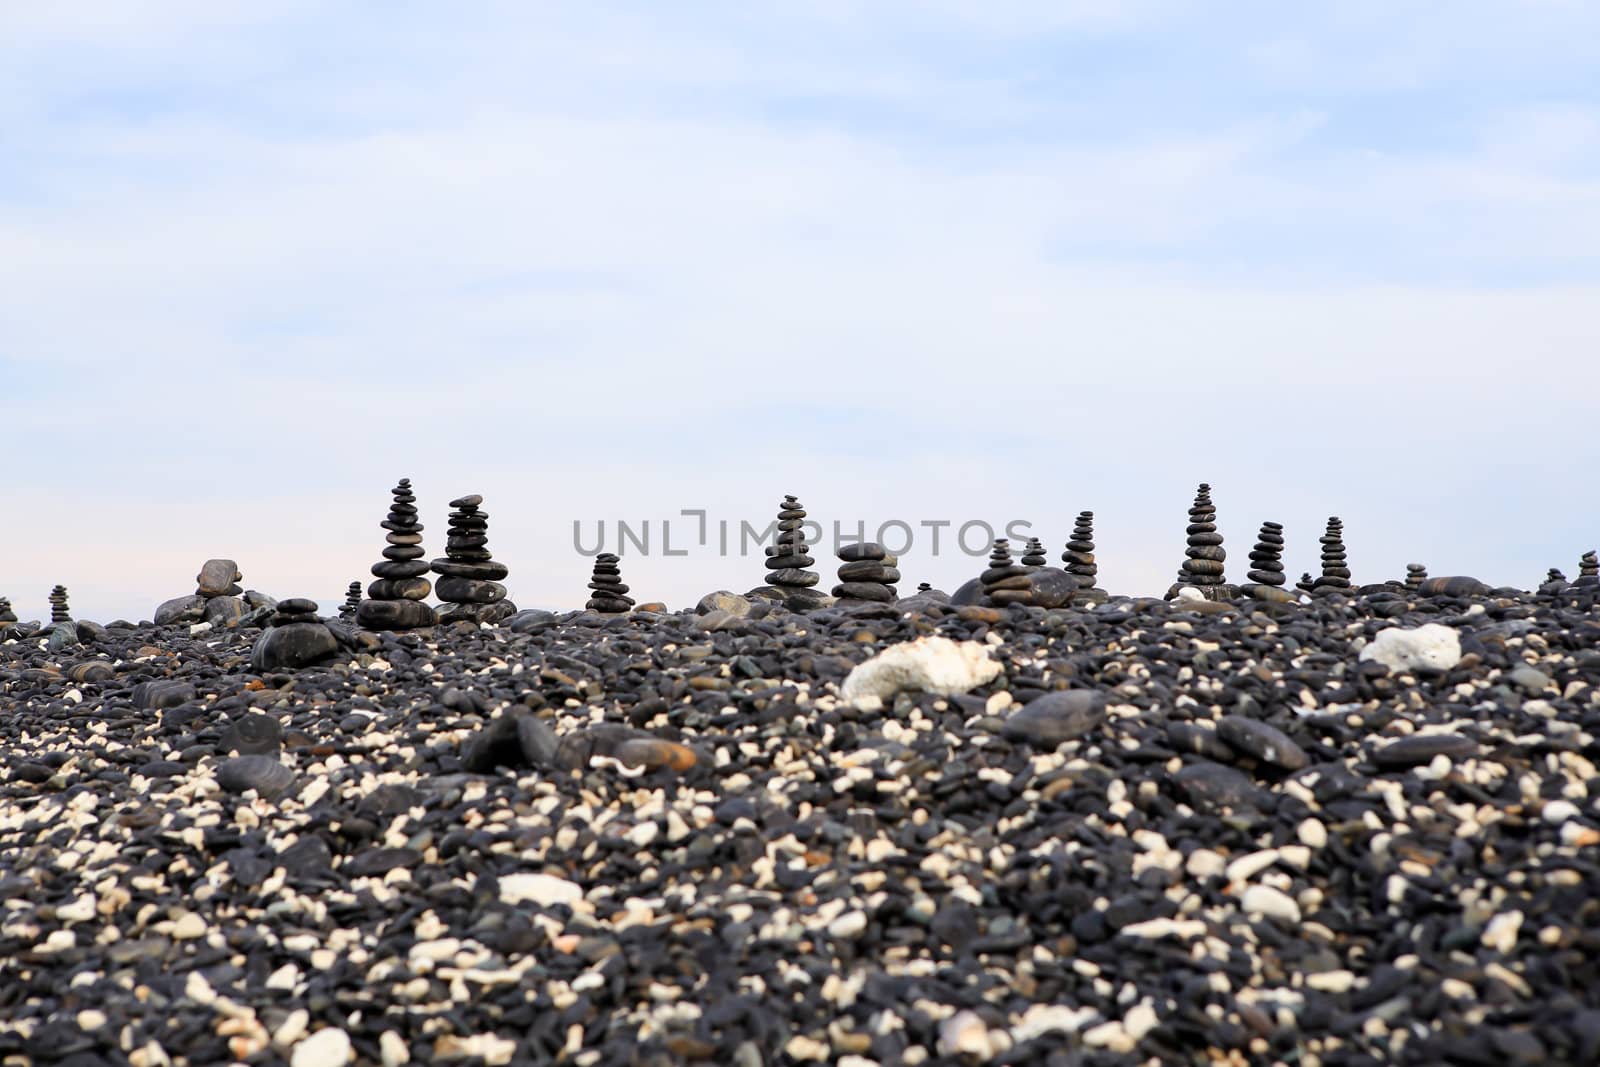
(1359, 623, 1462, 673)
(498, 872, 583, 908)
(291, 1029, 352, 1067)
(839, 636, 1002, 706)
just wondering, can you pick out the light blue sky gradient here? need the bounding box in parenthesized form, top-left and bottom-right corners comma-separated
(2, 3, 1598, 620)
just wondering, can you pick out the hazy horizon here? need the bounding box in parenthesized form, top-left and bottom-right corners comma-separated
(4, 3, 1598, 622)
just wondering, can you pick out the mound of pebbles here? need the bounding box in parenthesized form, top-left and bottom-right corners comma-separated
(2, 585, 1600, 1065)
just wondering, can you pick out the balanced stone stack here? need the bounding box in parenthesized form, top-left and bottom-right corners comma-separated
(356, 478, 438, 630)
(586, 553, 635, 613)
(1547, 568, 1567, 584)
(196, 559, 246, 627)
(1313, 517, 1352, 593)
(1239, 521, 1296, 603)
(1020, 538, 1047, 567)
(981, 539, 1021, 604)
(1170, 483, 1229, 599)
(832, 542, 899, 603)
(1405, 563, 1428, 590)
(762, 495, 825, 608)
(48, 585, 70, 624)
(0, 597, 15, 630)
(339, 582, 362, 621)
(1539, 568, 1570, 595)
(251, 597, 339, 672)
(431, 494, 517, 625)
(1062, 511, 1105, 604)
(1297, 572, 1315, 593)
(1576, 551, 1600, 589)
(916, 582, 932, 594)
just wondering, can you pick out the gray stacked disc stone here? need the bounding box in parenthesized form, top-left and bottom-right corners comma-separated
(1020, 538, 1047, 567)
(356, 478, 438, 630)
(1171, 483, 1227, 597)
(48, 585, 70, 624)
(431, 494, 517, 625)
(1405, 563, 1428, 590)
(339, 582, 362, 621)
(1313, 517, 1351, 592)
(832, 542, 899, 603)
(586, 553, 635, 613)
(764, 495, 820, 602)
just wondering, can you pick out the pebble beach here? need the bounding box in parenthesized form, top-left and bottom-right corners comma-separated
(4, 562, 1600, 1066)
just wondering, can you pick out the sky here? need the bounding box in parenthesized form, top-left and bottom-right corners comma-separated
(2, 2, 1599, 621)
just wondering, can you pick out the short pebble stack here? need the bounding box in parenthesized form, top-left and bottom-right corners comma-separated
(339, 581, 362, 621)
(831, 542, 899, 603)
(431, 495, 517, 625)
(1406, 563, 1428, 590)
(1314, 516, 1352, 592)
(0, 597, 15, 630)
(47, 585, 70, 624)
(1020, 537, 1047, 567)
(356, 478, 438, 630)
(585, 553, 635, 613)
(1576, 550, 1599, 588)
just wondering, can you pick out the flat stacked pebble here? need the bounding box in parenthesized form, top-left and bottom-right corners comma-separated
(356, 478, 438, 631)
(1314, 516, 1352, 593)
(5, 576, 1600, 1066)
(432, 495, 517, 625)
(585, 552, 635, 613)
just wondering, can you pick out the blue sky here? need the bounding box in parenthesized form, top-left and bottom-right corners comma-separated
(3, 3, 1598, 620)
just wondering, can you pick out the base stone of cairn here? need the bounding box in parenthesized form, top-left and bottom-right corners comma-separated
(251, 597, 340, 672)
(357, 478, 438, 630)
(831, 542, 899, 603)
(432, 495, 517, 625)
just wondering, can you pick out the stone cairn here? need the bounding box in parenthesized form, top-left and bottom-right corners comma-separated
(0, 597, 15, 629)
(339, 582, 362, 621)
(356, 478, 437, 630)
(1405, 563, 1428, 590)
(48, 585, 70, 624)
(1576, 551, 1600, 588)
(1062, 512, 1096, 582)
(251, 597, 339, 672)
(916, 583, 933, 594)
(1297, 572, 1315, 593)
(1240, 521, 1296, 603)
(763, 495, 822, 606)
(832, 542, 899, 603)
(981, 539, 1022, 604)
(1020, 538, 1047, 567)
(1172, 483, 1227, 598)
(1313, 517, 1351, 592)
(195, 559, 246, 626)
(586, 553, 635, 613)
(432, 494, 517, 624)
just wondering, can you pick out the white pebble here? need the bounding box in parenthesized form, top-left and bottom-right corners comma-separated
(379, 1032, 410, 1067)
(1225, 849, 1279, 884)
(1543, 800, 1582, 825)
(827, 910, 868, 940)
(1240, 885, 1301, 923)
(1482, 910, 1524, 954)
(292, 1028, 352, 1067)
(1298, 818, 1328, 849)
(498, 873, 583, 908)
(937, 1011, 993, 1059)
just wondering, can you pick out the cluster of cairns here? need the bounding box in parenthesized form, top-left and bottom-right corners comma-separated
(832, 543, 899, 603)
(585, 553, 635, 614)
(432, 494, 517, 624)
(356, 478, 438, 631)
